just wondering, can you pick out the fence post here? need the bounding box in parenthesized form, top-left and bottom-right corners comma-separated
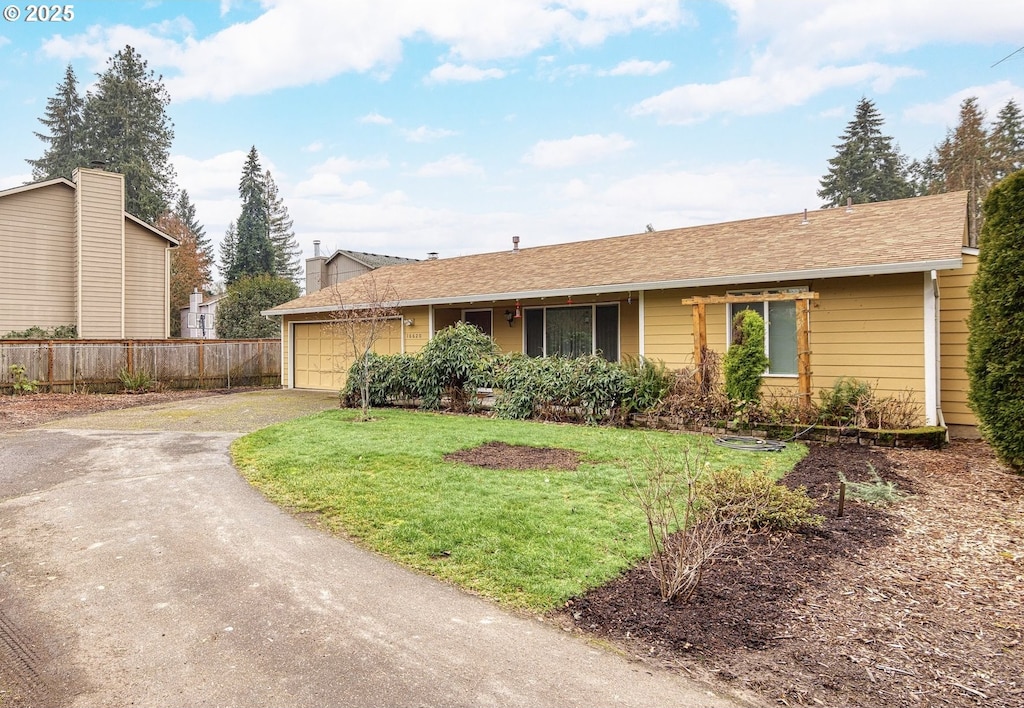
(227, 342, 231, 389)
(198, 339, 204, 389)
(127, 340, 134, 375)
(47, 340, 54, 392)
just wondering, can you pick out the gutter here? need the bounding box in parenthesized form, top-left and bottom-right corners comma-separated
(263, 257, 964, 316)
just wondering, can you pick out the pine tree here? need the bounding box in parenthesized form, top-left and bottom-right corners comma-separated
(174, 190, 214, 277)
(82, 45, 176, 223)
(991, 99, 1024, 182)
(220, 221, 238, 282)
(159, 213, 212, 337)
(925, 97, 996, 247)
(227, 147, 274, 284)
(817, 98, 913, 207)
(27, 64, 86, 181)
(265, 170, 303, 286)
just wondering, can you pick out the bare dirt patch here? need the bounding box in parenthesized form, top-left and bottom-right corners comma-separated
(0, 388, 259, 432)
(444, 440, 581, 471)
(563, 441, 1024, 708)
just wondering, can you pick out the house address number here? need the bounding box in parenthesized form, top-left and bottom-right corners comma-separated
(407, 332, 425, 340)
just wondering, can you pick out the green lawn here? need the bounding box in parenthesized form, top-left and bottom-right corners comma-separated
(231, 408, 806, 611)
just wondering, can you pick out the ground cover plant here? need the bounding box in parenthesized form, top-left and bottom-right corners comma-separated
(230, 407, 806, 611)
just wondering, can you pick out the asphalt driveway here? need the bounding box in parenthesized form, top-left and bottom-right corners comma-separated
(0, 389, 750, 707)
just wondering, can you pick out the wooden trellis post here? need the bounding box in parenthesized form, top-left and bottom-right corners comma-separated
(680, 291, 819, 407)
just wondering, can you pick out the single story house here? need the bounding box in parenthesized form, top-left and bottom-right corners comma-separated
(265, 191, 978, 435)
(0, 166, 178, 338)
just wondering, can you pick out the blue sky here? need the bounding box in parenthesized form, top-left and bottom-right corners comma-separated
(2, 0, 1023, 279)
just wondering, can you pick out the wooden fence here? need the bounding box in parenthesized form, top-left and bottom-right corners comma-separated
(0, 339, 281, 393)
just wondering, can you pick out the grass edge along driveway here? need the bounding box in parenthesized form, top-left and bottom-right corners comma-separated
(231, 409, 806, 612)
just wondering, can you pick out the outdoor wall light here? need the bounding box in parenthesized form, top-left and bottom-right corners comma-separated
(404, 318, 415, 327)
(504, 310, 515, 327)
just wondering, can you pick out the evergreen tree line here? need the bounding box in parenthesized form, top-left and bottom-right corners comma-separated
(28, 46, 303, 336)
(818, 96, 1024, 246)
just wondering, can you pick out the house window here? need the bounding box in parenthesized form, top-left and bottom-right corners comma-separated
(727, 290, 803, 376)
(462, 309, 493, 337)
(524, 304, 619, 361)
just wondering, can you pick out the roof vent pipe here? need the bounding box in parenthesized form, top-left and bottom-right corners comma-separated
(313, 240, 321, 257)
(427, 252, 438, 260)
(846, 197, 853, 213)
(801, 208, 809, 225)
(512, 235, 520, 252)
(89, 160, 107, 170)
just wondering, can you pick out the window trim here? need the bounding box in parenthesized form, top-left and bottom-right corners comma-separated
(726, 287, 806, 378)
(522, 302, 621, 361)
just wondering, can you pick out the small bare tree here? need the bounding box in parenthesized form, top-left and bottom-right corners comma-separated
(627, 440, 819, 603)
(328, 273, 400, 420)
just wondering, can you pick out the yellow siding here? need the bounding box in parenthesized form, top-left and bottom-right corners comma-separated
(620, 299, 640, 359)
(0, 183, 76, 334)
(641, 275, 927, 417)
(402, 306, 430, 354)
(77, 169, 125, 338)
(939, 254, 978, 426)
(124, 220, 169, 338)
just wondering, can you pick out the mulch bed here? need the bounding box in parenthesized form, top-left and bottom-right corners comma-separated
(562, 441, 1024, 708)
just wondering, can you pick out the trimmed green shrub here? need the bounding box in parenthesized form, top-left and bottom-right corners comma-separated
(620, 356, 673, 416)
(418, 321, 500, 410)
(968, 170, 1024, 471)
(2, 324, 77, 339)
(341, 352, 421, 407)
(723, 309, 769, 403)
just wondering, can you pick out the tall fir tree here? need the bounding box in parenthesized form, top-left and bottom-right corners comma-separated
(220, 221, 238, 283)
(991, 99, 1024, 182)
(265, 169, 303, 286)
(174, 190, 214, 277)
(227, 146, 274, 284)
(817, 97, 913, 207)
(82, 45, 176, 223)
(27, 64, 86, 181)
(925, 97, 996, 247)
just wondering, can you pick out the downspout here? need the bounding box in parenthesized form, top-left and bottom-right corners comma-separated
(923, 270, 941, 428)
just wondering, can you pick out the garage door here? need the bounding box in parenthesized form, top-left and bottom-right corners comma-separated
(292, 320, 402, 391)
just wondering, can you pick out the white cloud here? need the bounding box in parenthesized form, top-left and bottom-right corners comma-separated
(302, 141, 324, 153)
(360, 112, 393, 125)
(0, 173, 31, 190)
(0, 36, 10, 49)
(415, 154, 483, 177)
(631, 62, 920, 124)
(427, 63, 507, 83)
(311, 155, 390, 174)
(903, 81, 1024, 126)
(601, 58, 671, 76)
(724, 0, 1024, 65)
(41, 0, 688, 102)
(402, 126, 458, 143)
(522, 133, 635, 169)
(173, 150, 251, 200)
(293, 174, 375, 199)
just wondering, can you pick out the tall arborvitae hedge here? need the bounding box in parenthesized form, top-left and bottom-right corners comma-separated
(967, 170, 1024, 471)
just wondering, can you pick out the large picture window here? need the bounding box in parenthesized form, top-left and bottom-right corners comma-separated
(524, 304, 619, 361)
(728, 290, 802, 376)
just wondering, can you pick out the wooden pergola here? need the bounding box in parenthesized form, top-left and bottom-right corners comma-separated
(680, 291, 819, 406)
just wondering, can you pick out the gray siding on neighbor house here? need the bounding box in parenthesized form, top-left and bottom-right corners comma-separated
(0, 181, 77, 334)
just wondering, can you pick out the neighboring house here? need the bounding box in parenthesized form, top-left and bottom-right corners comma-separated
(179, 288, 227, 339)
(266, 191, 978, 435)
(305, 241, 421, 293)
(0, 166, 178, 338)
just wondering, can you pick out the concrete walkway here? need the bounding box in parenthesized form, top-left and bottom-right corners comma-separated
(0, 390, 752, 707)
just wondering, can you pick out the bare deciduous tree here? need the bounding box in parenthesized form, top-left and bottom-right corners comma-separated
(328, 273, 400, 420)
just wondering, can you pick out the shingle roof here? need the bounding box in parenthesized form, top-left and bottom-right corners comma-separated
(328, 249, 421, 269)
(268, 191, 968, 314)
